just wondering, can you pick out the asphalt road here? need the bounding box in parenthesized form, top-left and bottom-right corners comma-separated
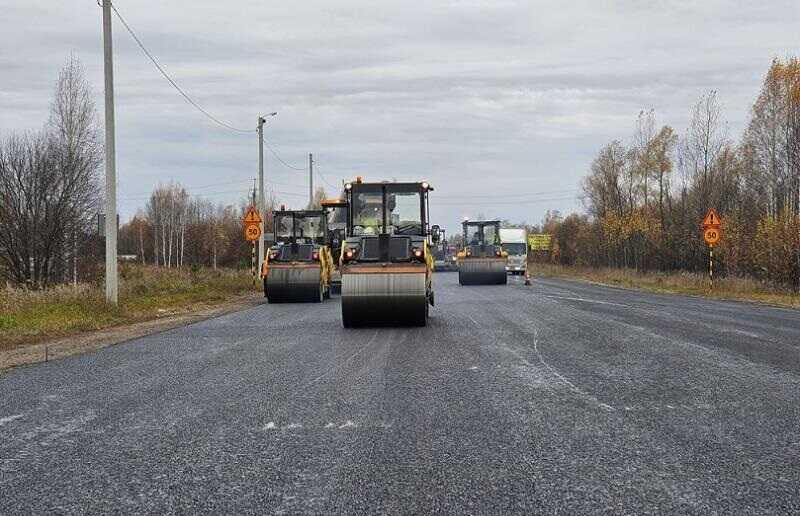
(1, 273, 799, 514)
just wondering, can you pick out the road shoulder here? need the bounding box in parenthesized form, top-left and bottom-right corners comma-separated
(0, 294, 264, 372)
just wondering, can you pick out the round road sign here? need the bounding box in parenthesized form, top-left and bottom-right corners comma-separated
(703, 227, 721, 245)
(244, 223, 262, 242)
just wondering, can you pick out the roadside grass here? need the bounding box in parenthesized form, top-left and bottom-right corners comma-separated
(0, 265, 256, 351)
(532, 263, 800, 309)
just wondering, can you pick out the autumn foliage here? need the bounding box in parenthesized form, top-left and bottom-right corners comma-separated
(543, 58, 800, 291)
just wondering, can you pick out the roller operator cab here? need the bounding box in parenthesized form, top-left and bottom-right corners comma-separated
(262, 209, 335, 303)
(340, 180, 437, 327)
(457, 220, 508, 285)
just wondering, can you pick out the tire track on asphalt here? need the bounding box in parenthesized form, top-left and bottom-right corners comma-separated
(464, 283, 616, 411)
(260, 325, 382, 429)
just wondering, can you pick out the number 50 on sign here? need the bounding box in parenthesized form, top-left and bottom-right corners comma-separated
(703, 227, 720, 245)
(244, 223, 262, 242)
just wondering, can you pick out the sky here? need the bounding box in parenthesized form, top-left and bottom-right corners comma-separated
(1, 0, 798, 234)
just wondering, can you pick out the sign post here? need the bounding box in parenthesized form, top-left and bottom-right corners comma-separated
(243, 206, 263, 285)
(702, 209, 722, 290)
(525, 234, 553, 286)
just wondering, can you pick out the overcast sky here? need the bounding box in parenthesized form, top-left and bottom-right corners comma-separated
(1, 1, 798, 233)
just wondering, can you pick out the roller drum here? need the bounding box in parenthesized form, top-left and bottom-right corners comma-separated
(341, 272, 427, 327)
(458, 258, 507, 285)
(266, 265, 323, 303)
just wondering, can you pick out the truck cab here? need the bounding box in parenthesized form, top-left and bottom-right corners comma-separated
(499, 228, 528, 275)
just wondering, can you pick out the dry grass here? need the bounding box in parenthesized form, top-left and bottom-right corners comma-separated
(0, 265, 256, 351)
(532, 263, 800, 309)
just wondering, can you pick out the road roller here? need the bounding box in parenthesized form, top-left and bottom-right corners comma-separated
(321, 197, 349, 295)
(262, 209, 335, 303)
(339, 179, 439, 327)
(457, 219, 508, 285)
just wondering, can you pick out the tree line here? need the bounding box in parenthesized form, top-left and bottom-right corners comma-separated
(541, 57, 800, 290)
(117, 185, 329, 270)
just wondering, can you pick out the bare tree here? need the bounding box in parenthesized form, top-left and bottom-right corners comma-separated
(0, 57, 101, 287)
(307, 187, 328, 210)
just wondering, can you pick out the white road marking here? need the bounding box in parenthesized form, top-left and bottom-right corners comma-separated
(459, 285, 616, 411)
(339, 420, 357, 429)
(533, 329, 615, 411)
(263, 422, 277, 430)
(541, 294, 628, 307)
(0, 414, 24, 426)
(286, 423, 302, 429)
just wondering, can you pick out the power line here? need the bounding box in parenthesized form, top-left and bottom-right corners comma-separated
(317, 172, 339, 189)
(436, 195, 578, 206)
(442, 188, 580, 199)
(307, 164, 341, 190)
(120, 183, 309, 202)
(122, 179, 252, 197)
(121, 174, 306, 198)
(264, 142, 305, 170)
(119, 187, 249, 201)
(109, 2, 252, 133)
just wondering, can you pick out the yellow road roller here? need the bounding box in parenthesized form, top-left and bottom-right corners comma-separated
(457, 219, 508, 285)
(262, 209, 334, 303)
(321, 197, 349, 295)
(339, 179, 439, 327)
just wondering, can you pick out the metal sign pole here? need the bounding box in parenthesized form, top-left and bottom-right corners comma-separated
(709, 244, 714, 290)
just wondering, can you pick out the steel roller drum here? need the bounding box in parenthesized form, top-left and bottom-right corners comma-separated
(341, 271, 427, 327)
(458, 258, 507, 285)
(266, 265, 323, 303)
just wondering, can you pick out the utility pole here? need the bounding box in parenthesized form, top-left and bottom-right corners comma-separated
(256, 112, 277, 269)
(257, 116, 265, 269)
(102, 0, 118, 304)
(252, 181, 257, 286)
(309, 153, 313, 208)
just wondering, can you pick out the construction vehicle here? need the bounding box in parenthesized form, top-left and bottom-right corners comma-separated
(457, 219, 508, 285)
(432, 227, 457, 271)
(262, 209, 335, 302)
(339, 179, 438, 327)
(321, 198, 348, 294)
(499, 228, 528, 275)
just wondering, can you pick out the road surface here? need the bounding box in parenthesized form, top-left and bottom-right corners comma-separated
(1, 273, 799, 514)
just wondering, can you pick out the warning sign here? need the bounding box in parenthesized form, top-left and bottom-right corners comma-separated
(528, 234, 552, 251)
(243, 206, 262, 224)
(701, 209, 722, 246)
(702, 208, 721, 228)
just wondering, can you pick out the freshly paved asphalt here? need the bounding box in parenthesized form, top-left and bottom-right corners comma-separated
(1, 273, 799, 514)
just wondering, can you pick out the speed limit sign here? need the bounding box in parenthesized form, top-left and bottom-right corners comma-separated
(703, 227, 720, 245)
(244, 223, 262, 242)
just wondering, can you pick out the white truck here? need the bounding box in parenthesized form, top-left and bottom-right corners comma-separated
(499, 228, 528, 275)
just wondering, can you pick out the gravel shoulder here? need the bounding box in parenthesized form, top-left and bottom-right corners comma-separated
(0, 293, 263, 372)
